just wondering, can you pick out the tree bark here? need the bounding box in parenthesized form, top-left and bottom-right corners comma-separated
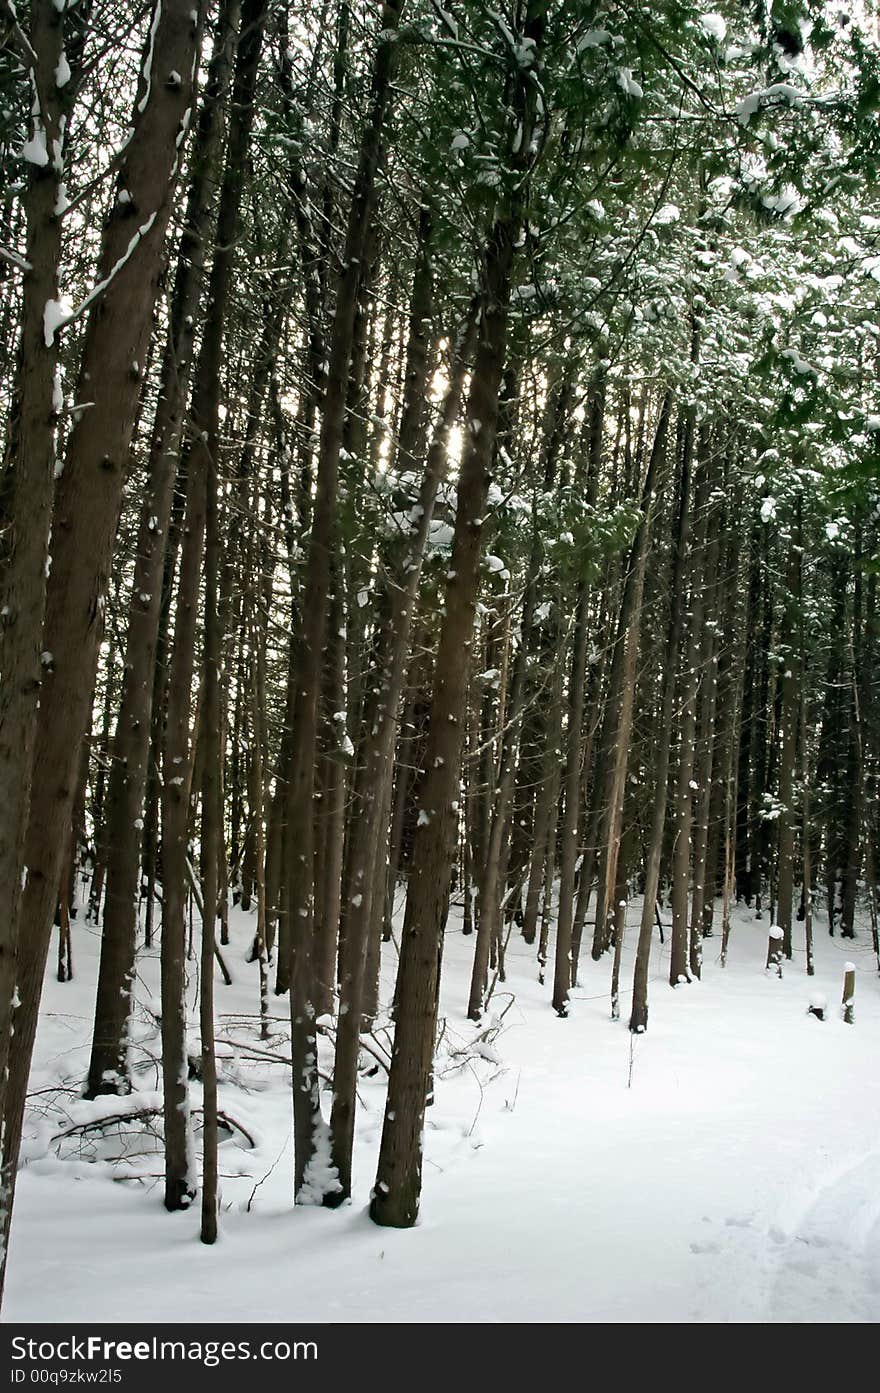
(327, 314, 474, 1203)
(669, 451, 712, 987)
(0, 0, 71, 1220)
(85, 0, 239, 1097)
(629, 383, 695, 1031)
(283, 0, 405, 1203)
(1, 0, 205, 1292)
(161, 0, 267, 1209)
(775, 510, 802, 959)
(370, 10, 546, 1227)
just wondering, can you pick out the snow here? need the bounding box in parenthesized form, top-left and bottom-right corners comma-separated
(761, 186, 804, 219)
(20, 133, 49, 167)
(780, 347, 816, 377)
(616, 68, 643, 100)
(54, 52, 71, 88)
(736, 84, 804, 127)
(698, 13, 726, 41)
(43, 295, 71, 348)
(137, 1, 162, 115)
(577, 30, 610, 50)
(296, 1114, 341, 1206)
(6, 890, 880, 1323)
(59, 214, 159, 337)
(428, 521, 455, 550)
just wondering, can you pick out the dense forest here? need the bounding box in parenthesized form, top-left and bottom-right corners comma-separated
(1, 0, 879, 1321)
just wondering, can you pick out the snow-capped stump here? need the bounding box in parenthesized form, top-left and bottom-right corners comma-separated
(842, 963, 855, 1025)
(807, 992, 827, 1021)
(765, 925, 784, 978)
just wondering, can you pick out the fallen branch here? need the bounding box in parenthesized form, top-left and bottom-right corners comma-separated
(185, 857, 233, 984)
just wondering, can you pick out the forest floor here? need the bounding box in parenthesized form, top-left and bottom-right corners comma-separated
(6, 887, 880, 1323)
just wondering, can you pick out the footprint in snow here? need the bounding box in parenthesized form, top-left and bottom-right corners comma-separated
(786, 1257, 819, 1278)
(767, 1151, 880, 1322)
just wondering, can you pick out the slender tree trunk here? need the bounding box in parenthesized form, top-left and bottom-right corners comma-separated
(669, 453, 713, 987)
(163, 0, 265, 1210)
(579, 397, 659, 977)
(1, 0, 204, 1291)
(775, 513, 802, 959)
(0, 0, 71, 1210)
(551, 583, 589, 1015)
(610, 824, 635, 1020)
(249, 615, 271, 1037)
(629, 383, 696, 1031)
(313, 564, 347, 1017)
(842, 526, 864, 939)
(85, 0, 239, 1096)
(688, 488, 722, 978)
(468, 511, 538, 1020)
(327, 316, 473, 1203)
(160, 454, 204, 1212)
(370, 12, 545, 1225)
(591, 394, 669, 963)
(283, 0, 404, 1202)
(198, 433, 222, 1246)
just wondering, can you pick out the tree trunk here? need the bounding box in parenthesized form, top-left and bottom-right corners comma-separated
(468, 509, 538, 1020)
(0, 0, 71, 1221)
(85, 0, 239, 1096)
(775, 511, 802, 960)
(198, 425, 222, 1246)
(328, 314, 474, 1203)
(551, 583, 590, 1014)
(687, 485, 722, 978)
(1, 0, 205, 1291)
(669, 448, 713, 987)
(629, 381, 696, 1031)
(370, 10, 545, 1226)
(283, 0, 404, 1203)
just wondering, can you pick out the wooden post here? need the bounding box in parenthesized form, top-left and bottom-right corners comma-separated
(842, 963, 855, 1024)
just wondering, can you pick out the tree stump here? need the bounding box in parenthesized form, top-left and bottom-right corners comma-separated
(807, 992, 826, 1021)
(766, 926, 784, 977)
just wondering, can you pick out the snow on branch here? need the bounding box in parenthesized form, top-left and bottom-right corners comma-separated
(736, 83, 805, 127)
(43, 212, 158, 347)
(0, 243, 31, 273)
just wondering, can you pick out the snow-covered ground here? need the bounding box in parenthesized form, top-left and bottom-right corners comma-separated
(7, 887, 880, 1323)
